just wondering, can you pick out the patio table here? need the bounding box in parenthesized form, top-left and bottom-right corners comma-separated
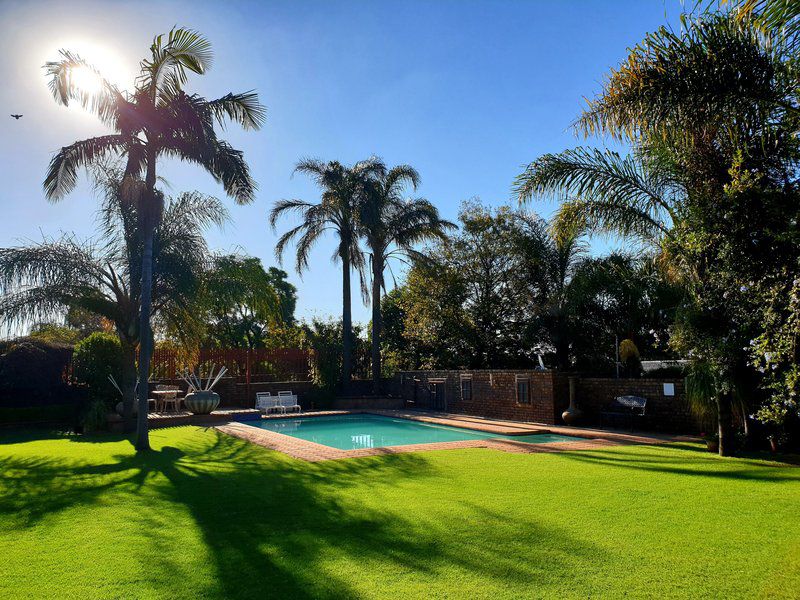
(151, 389, 181, 412)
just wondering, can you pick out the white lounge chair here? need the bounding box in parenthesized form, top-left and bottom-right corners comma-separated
(278, 390, 301, 413)
(256, 392, 284, 415)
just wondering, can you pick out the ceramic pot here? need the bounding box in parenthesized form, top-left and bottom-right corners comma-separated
(184, 391, 220, 415)
(116, 401, 139, 416)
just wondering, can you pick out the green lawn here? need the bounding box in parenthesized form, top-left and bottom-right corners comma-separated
(1, 427, 798, 599)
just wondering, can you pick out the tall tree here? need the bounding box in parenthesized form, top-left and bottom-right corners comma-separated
(270, 158, 384, 388)
(44, 28, 264, 450)
(0, 171, 226, 430)
(201, 254, 285, 349)
(359, 164, 453, 392)
(514, 11, 800, 455)
(387, 202, 677, 372)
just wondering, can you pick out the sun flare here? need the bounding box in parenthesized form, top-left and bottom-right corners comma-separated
(70, 65, 104, 96)
(51, 39, 132, 98)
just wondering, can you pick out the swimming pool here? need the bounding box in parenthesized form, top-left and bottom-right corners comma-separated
(239, 414, 581, 450)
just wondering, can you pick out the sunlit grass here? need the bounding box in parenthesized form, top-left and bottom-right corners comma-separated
(1, 427, 798, 599)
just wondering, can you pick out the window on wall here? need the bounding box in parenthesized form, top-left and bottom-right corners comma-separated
(516, 378, 531, 404)
(460, 377, 472, 401)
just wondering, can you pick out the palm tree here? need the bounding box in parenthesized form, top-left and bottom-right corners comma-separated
(0, 169, 226, 431)
(513, 12, 796, 455)
(359, 165, 454, 392)
(43, 28, 264, 450)
(513, 147, 680, 247)
(270, 158, 384, 388)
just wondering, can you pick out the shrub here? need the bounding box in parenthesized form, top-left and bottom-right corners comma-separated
(0, 337, 73, 404)
(302, 318, 342, 391)
(81, 399, 108, 432)
(619, 338, 642, 377)
(72, 333, 123, 405)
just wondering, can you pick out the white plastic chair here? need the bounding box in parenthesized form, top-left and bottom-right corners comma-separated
(256, 392, 284, 414)
(278, 391, 301, 413)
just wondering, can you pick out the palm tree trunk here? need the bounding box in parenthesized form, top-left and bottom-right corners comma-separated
(135, 147, 157, 452)
(121, 339, 137, 433)
(371, 255, 382, 395)
(135, 218, 154, 451)
(342, 250, 353, 390)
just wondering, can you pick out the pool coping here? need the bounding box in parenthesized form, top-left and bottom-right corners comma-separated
(215, 410, 698, 462)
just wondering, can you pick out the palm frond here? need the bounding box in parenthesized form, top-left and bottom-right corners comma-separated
(207, 91, 266, 130)
(43, 50, 126, 128)
(269, 199, 318, 229)
(575, 14, 792, 142)
(139, 27, 213, 101)
(44, 135, 130, 201)
(554, 197, 669, 245)
(161, 137, 256, 204)
(514, 147, 676, 244)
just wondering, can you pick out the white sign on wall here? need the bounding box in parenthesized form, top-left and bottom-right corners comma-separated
(663, 383, 675, 396)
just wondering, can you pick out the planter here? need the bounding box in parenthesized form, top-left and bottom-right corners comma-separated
(116, 401, 139, 416)
(184, 391, 220, 415)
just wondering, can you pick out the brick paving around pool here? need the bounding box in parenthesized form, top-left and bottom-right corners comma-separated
(215, 410, 699, 462)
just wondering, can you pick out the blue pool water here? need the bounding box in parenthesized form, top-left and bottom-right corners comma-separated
(239, 414, 581, 450)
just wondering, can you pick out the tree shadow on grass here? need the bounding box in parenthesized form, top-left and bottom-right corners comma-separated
(0, 427, 605, 598)
(558, 444, 800, 482)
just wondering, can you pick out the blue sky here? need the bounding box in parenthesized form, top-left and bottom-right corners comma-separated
(0, 0, 681, 327)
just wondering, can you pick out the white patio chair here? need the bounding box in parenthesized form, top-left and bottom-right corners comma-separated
(256, 392, 284, 415)
(278, 390, 301, 413)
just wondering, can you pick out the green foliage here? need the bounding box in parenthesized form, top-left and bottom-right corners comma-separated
(0, 170, 227, 363)
(516, 7, 800, 451)
(750, 269, 800, 428)
(0, 337, 73, 402)
(28, 323, 83, 345)
(200, 254, 292, 349)
(384, 200, 679, 372)
(619, 338, 642, 377)
(81, 400, 108, 432)
(72, 333, 123, 405)
(685, 361, 719, 425)
(271, 157, 386, 384)
(302, 318, 343, 391)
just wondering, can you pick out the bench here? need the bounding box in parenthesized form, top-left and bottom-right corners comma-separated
(600, 395, 647, 431)
(256, 392, 283, 414)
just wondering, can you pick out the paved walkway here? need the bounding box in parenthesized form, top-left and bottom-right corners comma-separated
(215, 410, 697, 462)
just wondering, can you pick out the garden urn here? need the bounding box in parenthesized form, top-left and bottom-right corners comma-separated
(561, 376, 583, 425)
(184, 390, 221, 415)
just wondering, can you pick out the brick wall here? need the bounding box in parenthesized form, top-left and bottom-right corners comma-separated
(396, 371, 700, 433)
(398, 370, 562, 424)
(574, 377, 701, 433)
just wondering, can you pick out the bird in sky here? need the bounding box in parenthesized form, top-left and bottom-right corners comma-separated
(10, 114, 22, 120)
